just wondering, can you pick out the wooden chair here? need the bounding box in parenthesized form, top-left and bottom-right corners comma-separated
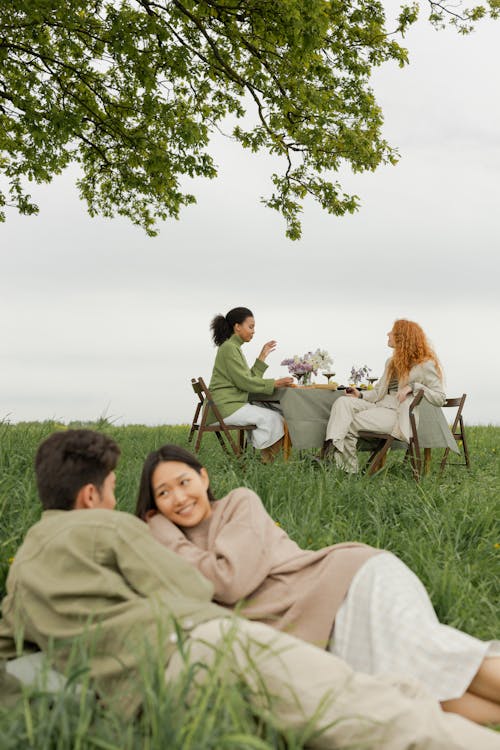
(358, 390, 425, 481)
(188, 377, 257, 457)
(439, 394, 470, 472)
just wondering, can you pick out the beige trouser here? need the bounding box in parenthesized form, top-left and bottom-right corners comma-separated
(165, 617, 500, 750)
(325, 396, 398, 473)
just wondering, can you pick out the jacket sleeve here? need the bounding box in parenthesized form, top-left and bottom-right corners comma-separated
(362, 360, 390, 403)
(0, 621, 18, 659)
(112, 514, 215, 604)
(0, 565, 25, 658)
(148, 491, 277, 605)
(409, 361, 446, 406)
(0, 568, 40, 658)
(221, 345, 275, 395)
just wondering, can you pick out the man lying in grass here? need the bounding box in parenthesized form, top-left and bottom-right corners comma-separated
(0, 430, 499, 749)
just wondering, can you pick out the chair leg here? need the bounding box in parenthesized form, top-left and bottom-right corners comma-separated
(408, 442, 421, 481)
(194, 429, 203, 453)
(460, 417, 471, 468)
(463, 439, 471, 468)
(220, 427, 241, 457)
(361, 440, 384, 474)
(188, 404, 202, 444)
(214, 431, 230, 455)
(368, 439, 393, 475)
(440, 435, 470, 473)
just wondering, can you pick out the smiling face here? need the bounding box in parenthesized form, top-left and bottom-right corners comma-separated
(233, 315, 255, 343)
(151, 461, 212, 527)
(387, 328, 396, 348)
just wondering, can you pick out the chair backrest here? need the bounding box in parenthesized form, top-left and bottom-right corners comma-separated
(441, 394, 467, 436)
(443, 395, 466, 409)
(191, 377, 205, 405)
(191, 377, 228, 427)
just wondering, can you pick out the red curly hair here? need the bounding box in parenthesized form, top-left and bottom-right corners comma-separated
(388, 319, 442, 383)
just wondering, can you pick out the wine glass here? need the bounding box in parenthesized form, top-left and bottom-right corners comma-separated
(323, 372, 336, 383)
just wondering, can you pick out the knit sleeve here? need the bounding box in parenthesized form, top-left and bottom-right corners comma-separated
(221, 344, 275, 395)
(362, 360, 390, 403)
(410, 361, 446, 406)
(148, 489, 277, 605)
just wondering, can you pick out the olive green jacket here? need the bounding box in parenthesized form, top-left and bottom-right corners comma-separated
(0, 509, 226, 715)
(207, 334, 275, 422)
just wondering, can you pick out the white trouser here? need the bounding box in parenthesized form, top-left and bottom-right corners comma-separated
(165, 617, 500, 749)
(224, 403, 284, 449)
(325, 396, 398, 472)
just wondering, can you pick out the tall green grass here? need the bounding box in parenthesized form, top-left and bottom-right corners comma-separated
(0, 420, 499, 746)
(0, 626, 313, 750)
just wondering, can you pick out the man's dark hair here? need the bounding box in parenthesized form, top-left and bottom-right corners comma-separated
(35, 429, 121, 511)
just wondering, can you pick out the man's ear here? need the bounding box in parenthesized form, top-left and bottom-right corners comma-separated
(74, 484, 99, 510)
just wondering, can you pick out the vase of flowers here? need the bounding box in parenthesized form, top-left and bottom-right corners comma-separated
(349, 364, 372, 386)
(298, 370, 313, 386)
(281, 349, 333, 385)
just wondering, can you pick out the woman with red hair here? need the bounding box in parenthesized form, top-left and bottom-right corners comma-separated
(323, 319, 445, 473)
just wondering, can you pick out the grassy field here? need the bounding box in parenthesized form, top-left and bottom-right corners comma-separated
(0, 420, 499, 747)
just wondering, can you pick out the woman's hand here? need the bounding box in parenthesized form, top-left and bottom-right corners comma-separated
(345, 387, 361, 398)
(274, 377, 294, 388)
(397, 384, 413, 403)
(258, 340, 277, 362)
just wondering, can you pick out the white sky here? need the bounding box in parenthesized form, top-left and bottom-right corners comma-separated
(1, 7, 499, 427)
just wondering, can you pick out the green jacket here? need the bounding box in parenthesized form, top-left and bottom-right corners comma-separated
(0, 509, 226, 715)
(207, 334, 275, 422)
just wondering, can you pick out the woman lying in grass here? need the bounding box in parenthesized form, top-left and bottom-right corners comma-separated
(135, 444, 500, 726)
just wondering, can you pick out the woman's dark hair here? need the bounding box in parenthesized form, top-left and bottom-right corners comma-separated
(210, 307, 253, 346)
(35, 429, 120, 511)
(135, 444, 216, 520)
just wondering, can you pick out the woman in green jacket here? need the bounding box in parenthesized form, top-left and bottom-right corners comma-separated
(208, 307, 293, 462)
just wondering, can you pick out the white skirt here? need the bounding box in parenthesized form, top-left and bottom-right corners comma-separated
(217, 403, 284, 449)
(329, 552, 500, 701)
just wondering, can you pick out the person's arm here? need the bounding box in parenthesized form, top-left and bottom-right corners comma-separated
(147, 491, 277, 605)
(222, 344, 275, 395)
(0, 620, 19, 659)
(112, 514, 215, 604)
(408, 360, 446, 406)
(256, 340, 277, 363)
(359, 360, 390, 403)
(0, 565, 24, 658)
(0, 568, 40, 658)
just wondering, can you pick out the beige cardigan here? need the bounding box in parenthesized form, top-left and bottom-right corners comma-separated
(148, 488, 380, 649)
(363, 358, 446, 442)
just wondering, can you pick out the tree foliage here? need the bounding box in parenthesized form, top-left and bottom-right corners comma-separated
(0, 0, 498, 239)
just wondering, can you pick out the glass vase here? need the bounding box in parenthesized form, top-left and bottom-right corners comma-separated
(298, 372, 312, 386)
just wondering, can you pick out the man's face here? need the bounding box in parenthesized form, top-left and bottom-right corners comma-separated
(96, 471, 117, 510)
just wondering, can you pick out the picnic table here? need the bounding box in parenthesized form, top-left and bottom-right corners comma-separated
(251, 386, 459, 453)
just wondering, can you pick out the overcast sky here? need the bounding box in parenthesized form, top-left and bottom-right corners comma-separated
(1, 5, 499, 427)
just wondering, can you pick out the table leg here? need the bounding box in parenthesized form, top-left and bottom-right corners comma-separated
(283, 422, 292, 462)
(424, 448, 432, 475)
